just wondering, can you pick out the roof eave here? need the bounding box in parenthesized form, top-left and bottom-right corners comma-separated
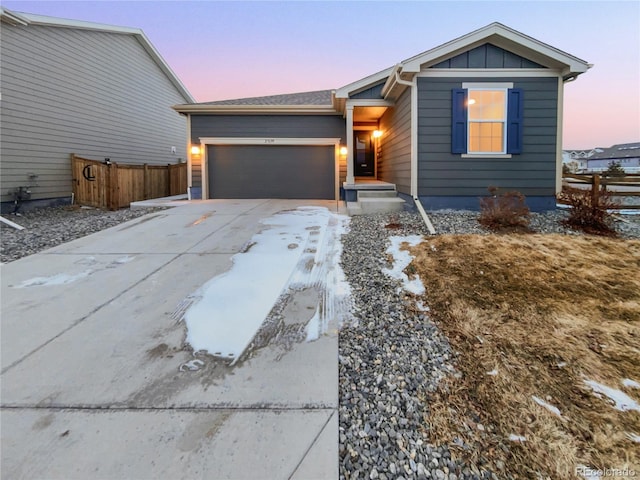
(402, 22, 590, 77)
(0, 7, 29, 25)
(335, 66, 394, 99)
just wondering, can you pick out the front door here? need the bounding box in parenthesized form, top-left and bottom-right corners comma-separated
(354, 131, 375, 177)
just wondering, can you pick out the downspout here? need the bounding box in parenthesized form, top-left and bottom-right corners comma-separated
(394, 70, 436, 235)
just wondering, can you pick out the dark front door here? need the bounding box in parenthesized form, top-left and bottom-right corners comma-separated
(354, 132, 375, 177)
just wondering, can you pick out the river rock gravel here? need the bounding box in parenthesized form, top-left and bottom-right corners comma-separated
(0, 205, 163, 263)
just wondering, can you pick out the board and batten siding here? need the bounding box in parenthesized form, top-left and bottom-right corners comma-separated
(190, 115, 346, 189)
(377, 88, 412, 195)
(417, 76, 558, 199)
(0, 23, 189, 203)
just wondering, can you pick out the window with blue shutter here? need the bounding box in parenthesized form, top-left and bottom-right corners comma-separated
(451, 88, 467, 153)
(506, 88, 524, 154)
(452, 86, 523, 155)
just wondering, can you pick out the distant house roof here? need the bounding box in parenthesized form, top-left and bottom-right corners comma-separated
(588, 142, 640, 160)
(0, 7, 194, 103)
(199, 90, 333, 106)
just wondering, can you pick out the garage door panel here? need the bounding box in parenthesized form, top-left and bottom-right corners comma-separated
(208, 145, 335, 200)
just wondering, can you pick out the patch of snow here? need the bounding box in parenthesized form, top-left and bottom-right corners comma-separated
(584, 379, 640, 412)
(415, 300, 430, 312)
(383, 235, 424, 295)
(622, 378, 640, 389)
(508, 434, 526, 442)
(181, 207, 352, 364)
(113, 255, 135, 264)
(179, 359, 204, 372)
(304, 306, 322, 342)
(557, 361, 567, 368)
(14, 270, 92, 288)
(532, 395, 562, 417)
(486, 369, 498, 376)
(13, 255, 136, 288)
(626, 432, 640, 443)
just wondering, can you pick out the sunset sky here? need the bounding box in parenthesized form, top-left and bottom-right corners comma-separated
(3, 0, 639, 149)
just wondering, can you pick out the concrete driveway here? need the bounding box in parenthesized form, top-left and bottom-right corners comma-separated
(1, 199, 346, 480)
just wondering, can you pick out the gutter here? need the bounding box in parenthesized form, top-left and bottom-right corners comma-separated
(413, 197, 436, 235)
(172, 104, 340, 115)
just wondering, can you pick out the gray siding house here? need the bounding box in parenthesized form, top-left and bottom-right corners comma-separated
(0, 8, 194, 210)
(175, 22, 590, 210)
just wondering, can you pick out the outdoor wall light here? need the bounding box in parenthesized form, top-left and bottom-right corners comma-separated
(372, 130, 383, 138)
(340, 146, 348, 156)
(190, 145, 201, 156)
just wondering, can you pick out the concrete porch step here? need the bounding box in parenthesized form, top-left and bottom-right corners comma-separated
(357, 190, 399, 199)
(358, 196, 405, 214)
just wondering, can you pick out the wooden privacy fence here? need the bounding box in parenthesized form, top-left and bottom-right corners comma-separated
(562, 172, 640, 209)
(71, 154, 187, 210)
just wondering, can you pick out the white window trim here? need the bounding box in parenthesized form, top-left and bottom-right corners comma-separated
(462, 82, 513, 156)
(462, 154, 512, 159)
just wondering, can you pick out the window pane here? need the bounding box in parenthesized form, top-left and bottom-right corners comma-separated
(468, 122, 504, 153)
(468, 90, 505, 120)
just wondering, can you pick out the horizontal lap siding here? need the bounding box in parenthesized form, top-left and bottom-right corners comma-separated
(0, 24, 188, 203)
(377, 89, 411, 194)
(190, 115, 345, 189)
(417, 76, 558, 197)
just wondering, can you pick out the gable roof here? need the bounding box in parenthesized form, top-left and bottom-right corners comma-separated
(173, 22, 590, 112)
(401, 22, 589, 75)
(0, 7, 194, 103)
(337, 22, 591, 100)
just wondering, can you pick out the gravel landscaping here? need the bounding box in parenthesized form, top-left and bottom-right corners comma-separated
(0, 205, 164, 263)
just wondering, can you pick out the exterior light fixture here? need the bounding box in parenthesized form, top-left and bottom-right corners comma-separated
(372, 130, 383, 138)
(468, 98, 476, 105)
(190, 145, 201, 156)
(339, 146, 348, 156)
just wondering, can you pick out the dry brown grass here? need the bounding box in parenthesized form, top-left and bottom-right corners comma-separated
(409, 234, 640, 479)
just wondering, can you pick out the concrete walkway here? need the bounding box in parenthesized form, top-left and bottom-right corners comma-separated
(1, 199, 344, 480)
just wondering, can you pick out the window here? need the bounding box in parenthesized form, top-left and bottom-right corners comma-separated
(468, 89, 506, 153)
(452, 85, 523, 155)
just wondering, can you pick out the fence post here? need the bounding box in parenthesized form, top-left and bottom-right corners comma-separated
(591, 173, 600, 206)
(167, 164, 171, 197)
(144, 164, 150, 200)
(107, 163, 119, 210)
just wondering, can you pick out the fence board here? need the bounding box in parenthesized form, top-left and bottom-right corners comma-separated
(71, 154, 187, 210)
(562, 172, 640, 209)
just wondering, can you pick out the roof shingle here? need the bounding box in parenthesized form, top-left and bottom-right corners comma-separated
(196, 89, 333, 106)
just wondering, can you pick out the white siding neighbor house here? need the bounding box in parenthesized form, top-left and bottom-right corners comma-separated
(0, 8, 194, 211)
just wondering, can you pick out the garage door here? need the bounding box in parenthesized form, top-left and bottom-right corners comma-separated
(207, 145, 335, 199)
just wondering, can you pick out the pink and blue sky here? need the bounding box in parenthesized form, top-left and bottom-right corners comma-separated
(3, 0, 639, 149)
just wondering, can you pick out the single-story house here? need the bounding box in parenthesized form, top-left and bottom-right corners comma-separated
(174, 22, 590, 211)
(0, 8, 194, 211)
(585, 142, 640, 173)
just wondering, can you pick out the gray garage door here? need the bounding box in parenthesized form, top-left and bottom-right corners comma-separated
(207, 145, 335, 199)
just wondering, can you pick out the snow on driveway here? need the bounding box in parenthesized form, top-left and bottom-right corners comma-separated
(180, 207, 351, 364)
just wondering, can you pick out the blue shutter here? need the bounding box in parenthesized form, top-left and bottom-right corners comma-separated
(506, 88, 524, 154)
(451, 88, 467, 154)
